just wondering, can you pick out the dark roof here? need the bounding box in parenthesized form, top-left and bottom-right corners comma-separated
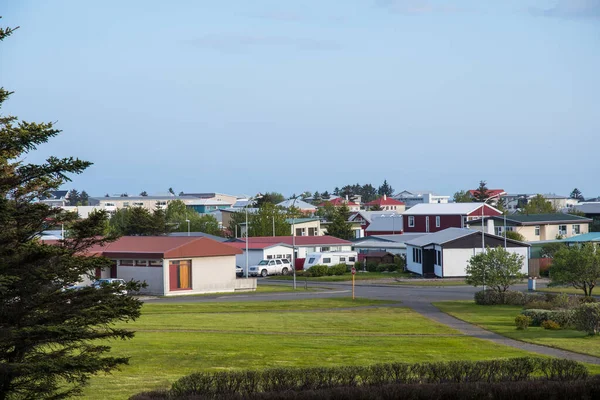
(405, 228, 529, 248)
(575, 203, 600, 215)
(467, 213, 592, 226)
(363, 251, 396, 258)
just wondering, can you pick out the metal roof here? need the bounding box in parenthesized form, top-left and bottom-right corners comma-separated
(277, 199, 317, 210)
(563, 232, 600, 243)
(364, 215, 404, 232)
(575, 203, 600, 214)
(405, 228, 477, 247)
(228, 235, 352, 246)
(467, 213, 592, 226)
(403, 203, 498, 215)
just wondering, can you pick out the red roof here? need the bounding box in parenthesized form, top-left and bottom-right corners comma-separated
(365, 196, 405, 207)
(468, 189, 506, 198)
(317, 198, 358, 207)
(232, 235, 352, 246)
(85, 236, 242, 259)
(227, 241, 293, 250)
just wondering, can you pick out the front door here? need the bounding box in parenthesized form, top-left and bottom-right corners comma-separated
(110, 262, 117, 278)
(422, 249, 435, 276)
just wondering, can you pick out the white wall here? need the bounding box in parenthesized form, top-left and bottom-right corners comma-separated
(119, 266, 163, 295)
(405, 245, 422, 274)
(235, 249, 264, 269)
(163, 255, 237, 296)
(441, 247, 529, 277)
(263, 246, 293, 260)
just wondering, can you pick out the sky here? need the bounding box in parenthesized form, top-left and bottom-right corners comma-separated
(1, 0, 599, 198)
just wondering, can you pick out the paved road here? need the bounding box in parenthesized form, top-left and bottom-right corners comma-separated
(145, 279, 600, 365)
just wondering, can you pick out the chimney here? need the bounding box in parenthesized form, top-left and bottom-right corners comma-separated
(345, 195, 349, 201)
(384, 194, 387, 201)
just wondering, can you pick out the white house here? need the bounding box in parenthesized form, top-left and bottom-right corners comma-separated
(226, 242, 294, 268)
(393, 190, 450, 208)
(228, 236, 353, 261)
(405, 228, 529, 278)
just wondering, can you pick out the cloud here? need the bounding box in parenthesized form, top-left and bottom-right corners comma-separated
(186, 34, 340, 52)
(530, 0, 600, 19)
(375, 0, 463, 14)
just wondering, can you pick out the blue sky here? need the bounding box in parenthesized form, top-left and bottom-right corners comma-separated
(1, 0, 599, 198)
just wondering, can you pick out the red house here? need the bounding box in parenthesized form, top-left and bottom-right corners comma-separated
(364, 195, 405, 212)
(402, 203, 502, 233)
(317, 197, 360, 211)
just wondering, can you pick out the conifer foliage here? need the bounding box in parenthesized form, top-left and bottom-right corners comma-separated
(0, 20, 143, 399)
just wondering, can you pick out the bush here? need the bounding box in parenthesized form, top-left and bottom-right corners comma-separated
(365, 261, 378, 272)
(393, 255, 406, 271)
(574, 303, 600, 335)
(328, 264, 346, 276)
(542, 320, 561, 330)
(375, 263, 398, 273)
(474, 290, 525, 306)
(515, 315, 532, 330)
(306, 265, 329, 277)
(580, 296, 598, 304)
(550, 309, 575, 328)
(523, 300, 554, 310)
(520, 309, 574, 328)
(521, 309, 553, 326)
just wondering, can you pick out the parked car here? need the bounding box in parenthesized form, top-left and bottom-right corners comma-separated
(236, 265, 244, 277)
(92, 278, 128, 295)
(248, 259, 291, 277)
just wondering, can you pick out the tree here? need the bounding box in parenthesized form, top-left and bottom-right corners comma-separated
(360, 184, 378, 203)
(325, 204, 354, 240)
(495, 197, 507, 214)
(503, 231, 525, 242)
(549, 243, 600, 297)
(570, 188, 584, 201)
(68, 188, 80, 206)
(165, 200, 221, 236)
(227, 210, 247, 238)
(300, 191, 311, 200)
(333, 187, 340, 196)
(472, 180, 490, 202)
(321, 191, 330, 200)
(0, 21, 143, 399)
(120, 193, 128, 197)
(139, 191, 148, 197)
(453, 190, 472, 203)
(249, 203, 290, 237)
(168, 187, 175, 196)
(465, 247, 526, 292)
(255, 192, 285, 207)
(105, 193, 110, 197)
(108, 207, 170, 236)
(369, 203, 383, 211)
(79, 190, 89, 205)
(377, 180, 394, 197)
(541, 242, 567, 258)
(520, 194, 557, 215)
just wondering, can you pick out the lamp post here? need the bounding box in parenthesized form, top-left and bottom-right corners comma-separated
(481, 197, 495, 291)
(289, 194, 301, 290)
(185, 219, 190, 236)
(245, 194, 262, 279)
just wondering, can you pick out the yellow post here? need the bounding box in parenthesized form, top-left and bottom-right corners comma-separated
(352, 273, 355, 300)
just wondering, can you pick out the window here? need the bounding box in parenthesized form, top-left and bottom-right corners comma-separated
(349, 257, 356, 262)
(308, 227, 318, 236)
(169, 260, 192, 290)
(535, 226, 540, 236)
(323, 258, 331, 263)
(276, 254, 282, 258)
(435, 216, 440, 228)
(267, 255, 273, 259)
(156, 201, 167, 206)
(558, 225, 567, 235)
(408, 216, 415, 227)
(495, 227, 504, 236)
(119, 260, 134, 266)
(105, 202, 115, 207)
(149, 260, 163, 267)
(572, 225, 580, 235)
(322, 247, 330, 252)
(296, 228, 306, 236)
(133, 202, 143, 206)
(135, 260, 147, 266)
(123, 202, 129, 207)
(275, 260, 282, 265)
(340, 257, 346, 262)
(308, 257, 316, 263)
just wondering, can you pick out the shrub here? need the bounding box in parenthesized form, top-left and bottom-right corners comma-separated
(393, 255, 406, 271)
(515, 315, 532, 330)
(365, 261, 378, 272)
(523, 300, 554, 310)
(542, 320, 561, 330)
(552, 292, 570, 309)
(306, 265, 329, 277)
(328, 264, 346, 276)
(580, 296, 598, 304)
(550, 309, 575, 329)
(574, 303, 600, 335)
(521, 309, 553, 326)
(474, 290, 525, 306)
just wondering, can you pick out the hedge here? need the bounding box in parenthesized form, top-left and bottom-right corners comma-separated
(521, 309, 575, 328)
(129, 357, 588, 399)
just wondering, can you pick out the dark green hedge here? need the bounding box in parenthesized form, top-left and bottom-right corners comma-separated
(129, 357, 588, 400)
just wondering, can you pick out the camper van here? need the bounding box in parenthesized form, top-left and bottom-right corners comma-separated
(303, 251, 358, 270)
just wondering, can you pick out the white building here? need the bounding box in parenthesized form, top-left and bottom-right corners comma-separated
(393, 190, 450, 208)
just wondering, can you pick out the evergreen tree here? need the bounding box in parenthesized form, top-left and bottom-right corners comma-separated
(255, 192, 285, 207)
(321, 191, 330, 200)
(165, 200, 221, 236)
(313, 191, 322, 203)
(570, 188, 584, 201)
(360, 184, 378, 203)
(108, 207, 170, 236)
(326, 205, 354, 240)
(139, 191, 148, 197)
(68, 188, 80, 206)
(473, 180, 490, 202)
(80, 190, 89, 205)
(333, 187, 340, 196)
(168, 187, 175, 196)
(453, 190, 473, 203)
(377, 180, 394, 197)
(0, 20, 143, 398)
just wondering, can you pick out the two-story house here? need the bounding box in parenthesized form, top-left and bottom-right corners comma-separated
(402, 203, 502, 233)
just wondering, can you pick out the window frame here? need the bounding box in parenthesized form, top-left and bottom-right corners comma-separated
(435, 216, 440, 228)
(408, 216, 415, 228)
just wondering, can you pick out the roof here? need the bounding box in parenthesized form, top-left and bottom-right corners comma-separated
(363, 251, 396, 258)
(349, 211, 396, 223)
(403, 203, 500, 216)
(286, 217, 320, 224)
(185, 198, 235, 206)
(364, 196, 405, 207)
(168, 232, 228, 242)
(317, 198, 358, 207)
(277, 199, 317, 210)
(364, 215, 403, 232)
(94, 195, 177, 201)
(86, 236, 242, 258)
(563, 232, 600, 243)
(405, 228, 530, 248)
(467, 213, 593, 226)
(226, 242, 294, 250)
(575, 203, 600, 215)
(360, 233, 429, 243)
(468, 189, 506, 198)
(228, 235, 352, 246)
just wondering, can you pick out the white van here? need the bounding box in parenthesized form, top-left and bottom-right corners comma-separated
(303, 251, 358, 270)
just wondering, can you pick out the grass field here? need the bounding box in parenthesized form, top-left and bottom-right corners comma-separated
(268, 272, 426, 282)
(434, 301, 600, 358)
(536, 287, 590, 296)
(83, 298, 538, 399)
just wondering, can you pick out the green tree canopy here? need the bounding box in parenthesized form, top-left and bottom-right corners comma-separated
(325, 204, 354, 240)
(0, 20, 143, 398)
(165, 200, 222, 236)
(377, 180, 394, 197)
(503, 230, 525, 242)
(520, 194, 557, 215)
(570, 188, 584, 201)
(249, 203, 290, 237)
(549, 243, 600, 297)
(472, 180, 490, 202)
(465, 247, 526, 292)
(108, 206, 170, 236)
(255, 192, 285, 207)
(453, 190, 473, 203)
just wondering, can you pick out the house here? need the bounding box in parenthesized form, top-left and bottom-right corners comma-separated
(362, 251, 396, 265)
(226, 242, 294, 269)
(364, 195, 406, 213)
(466, 213, 592, 241)
(228, 236, 352, 260)
(402, 203, 502, 233)
(364, 214, 404, 236)
(185, 198, 235, 214)
(39, 190, 71, 207)
(317, 197, 360, 212)
(563, 232, 600, 246)
(393, 190, 450, 208)
(93, 196, 177, 213)
(288, 217, 321, 236)
(405, 228, 529, 278)
(82, 236, 251, 296)
(169, 231, 229, 242)
(277, 199, 317, 215)
(349, 211, 396, 232)
(573, 203, 600, 232)
(179, 192, 239, 206)
(501, 193, 579, 213)
(352, 233, 428, 257)
(468, 189, 506, 203)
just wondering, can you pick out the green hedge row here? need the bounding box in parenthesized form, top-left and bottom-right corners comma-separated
(129, 357, 588, 399)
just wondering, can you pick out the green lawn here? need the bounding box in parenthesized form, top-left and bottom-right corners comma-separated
(434, 301, 600, 358)
(536, 287, 590, 296)
(268, 271, 418, 282)
(83, 299, 538, 399)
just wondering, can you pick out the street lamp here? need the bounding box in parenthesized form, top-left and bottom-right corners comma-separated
(245, 194, 262, 279)
(481, 197, 496, 291)
(288, 194, 302, 290)
(185, 219, 190, 236)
